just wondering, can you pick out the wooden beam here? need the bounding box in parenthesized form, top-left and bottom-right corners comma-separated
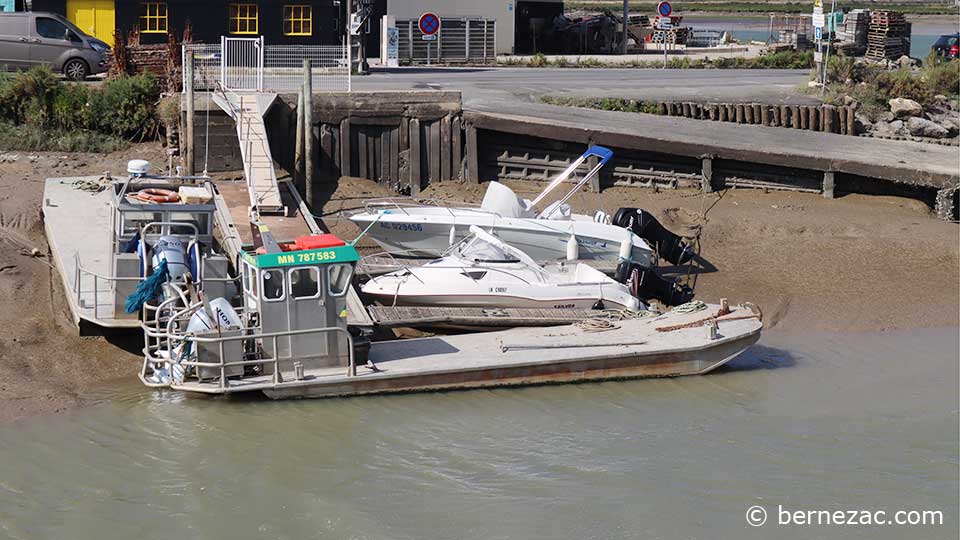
(465, 123, 479, 184)
(409, 118, 422, 195)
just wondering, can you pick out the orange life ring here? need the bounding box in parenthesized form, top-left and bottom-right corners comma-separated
(131, 188, 180, 203)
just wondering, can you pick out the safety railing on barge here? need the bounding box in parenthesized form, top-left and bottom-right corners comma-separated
(141, 299, 355, 391)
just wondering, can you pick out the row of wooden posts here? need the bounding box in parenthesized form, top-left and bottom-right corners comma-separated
(658, 101, 860, 135)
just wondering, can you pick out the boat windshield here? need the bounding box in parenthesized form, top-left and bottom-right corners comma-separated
(456, 227, 545, 274)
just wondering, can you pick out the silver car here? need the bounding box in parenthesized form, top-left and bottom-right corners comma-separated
(0, 11, 110, 80)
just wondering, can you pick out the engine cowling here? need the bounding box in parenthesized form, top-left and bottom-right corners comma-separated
(613, 208, 694, 266)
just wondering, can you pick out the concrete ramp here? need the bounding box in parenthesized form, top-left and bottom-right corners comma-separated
(211, 92, 283, 214)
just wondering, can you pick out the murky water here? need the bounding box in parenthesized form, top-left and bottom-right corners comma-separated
(0, 328, 956, 539)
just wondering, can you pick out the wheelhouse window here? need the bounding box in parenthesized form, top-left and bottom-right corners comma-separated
(283, 5, 312, 36)
(229, 3, 258, 35)
(289, 267, 320, 298)
(262, 269, 285, 301)
(140, 2, 168, 34)
(328, 264, 352, 297)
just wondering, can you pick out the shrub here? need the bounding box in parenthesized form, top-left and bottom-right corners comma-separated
(90, 74, 160, 140)
(52, 82, 94, 131)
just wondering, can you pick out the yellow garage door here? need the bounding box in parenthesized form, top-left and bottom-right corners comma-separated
(66, 0, 115, 46)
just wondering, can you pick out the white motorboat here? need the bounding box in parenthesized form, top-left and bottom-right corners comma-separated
(349, 146, 694, 269)
(361, 227, 645, 311)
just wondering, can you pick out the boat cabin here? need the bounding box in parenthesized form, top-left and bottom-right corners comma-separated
(140, 233, 360, 390)
(238, 234, 357, 367)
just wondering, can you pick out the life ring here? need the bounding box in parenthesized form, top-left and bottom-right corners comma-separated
(131, 188, 180, 203)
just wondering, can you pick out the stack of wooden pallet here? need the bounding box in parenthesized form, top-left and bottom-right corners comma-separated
(866, 10, 908, 60)
(836, 9, 870, 55)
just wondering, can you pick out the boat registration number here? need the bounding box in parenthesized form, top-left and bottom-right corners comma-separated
(381, 222, 423, 232)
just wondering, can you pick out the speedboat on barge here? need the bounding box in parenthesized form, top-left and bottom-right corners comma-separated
(362, 227, 645, 311)
(349, 146, 695, 269)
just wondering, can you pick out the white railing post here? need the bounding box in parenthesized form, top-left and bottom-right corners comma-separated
(258, 36, 265, 92)
(220, 36, 227, 88)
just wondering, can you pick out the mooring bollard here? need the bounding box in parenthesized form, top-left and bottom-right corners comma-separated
(706, 319, 719, 341)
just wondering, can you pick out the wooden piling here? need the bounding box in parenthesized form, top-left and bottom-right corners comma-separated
(810, 107, 819, 131)
(451, 115, 463, 180)
(294, 91, 305, 190)
(465, 123, 479, 184)
(735, 104, 745, 124)
(303, 59, 314, 206)
(440, 115, 452, 181)
(410, 118, 422, 193)
(760, 105, 769, 126)
(846, 106, 856, 135)
(659, 102, 669, 115)
(719, 104, 728, 122)
(743, 104, 753, 124)
(339, 118, 351, 177)
(752, 104, 762, 124)
(184, 51, 194, 176)
(824, 105, 836, 133)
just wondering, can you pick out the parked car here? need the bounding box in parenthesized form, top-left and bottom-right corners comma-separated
(0, 11, 110, 80)
(931, 33, 960, 60)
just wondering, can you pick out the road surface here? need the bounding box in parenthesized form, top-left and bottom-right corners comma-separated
(353, 67, 817, 106)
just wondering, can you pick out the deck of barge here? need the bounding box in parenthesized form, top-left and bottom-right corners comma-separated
(170, 304, 762, 398)
(43, 178, 134, 331)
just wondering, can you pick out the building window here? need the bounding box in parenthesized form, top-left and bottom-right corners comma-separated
(229, 3, 258, 35)
(139, 2, 168, 34)
(283, 5, 312, 36)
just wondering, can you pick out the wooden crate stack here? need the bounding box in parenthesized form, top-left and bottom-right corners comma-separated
(866, 10, 907, 60)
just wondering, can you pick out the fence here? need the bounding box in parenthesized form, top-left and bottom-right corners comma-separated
(183, 38, 350, 92)
(397, 18, 496, 64)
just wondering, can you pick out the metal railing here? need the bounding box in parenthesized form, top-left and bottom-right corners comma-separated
(184, 39, 350, 92)
(397, 18, 496, 64)
(141, 299, 355, 390)
(73, 252, 142, 321)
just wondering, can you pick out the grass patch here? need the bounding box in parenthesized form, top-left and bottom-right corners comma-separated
(498, 50, 814, 69)
(0, 121, 128, 153)
(541, 96, 661, 114)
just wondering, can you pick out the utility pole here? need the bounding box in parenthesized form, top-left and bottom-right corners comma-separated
(621, 0, 629, 54)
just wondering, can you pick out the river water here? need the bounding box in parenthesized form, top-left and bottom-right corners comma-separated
(0, 327, 957, 539)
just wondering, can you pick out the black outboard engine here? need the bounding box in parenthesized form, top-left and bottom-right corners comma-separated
(613, 208, 694, 266)
(614, 261, 692, 307)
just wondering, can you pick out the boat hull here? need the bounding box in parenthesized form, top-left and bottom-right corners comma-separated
(262, 325, 760, 399)
(351, 213, 654, 267)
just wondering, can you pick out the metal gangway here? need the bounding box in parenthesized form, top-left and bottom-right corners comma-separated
(211, 88, 283, 214)
(186, 37, 350, 214)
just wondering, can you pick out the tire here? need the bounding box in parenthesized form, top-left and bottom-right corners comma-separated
(63, 58, 89, 81)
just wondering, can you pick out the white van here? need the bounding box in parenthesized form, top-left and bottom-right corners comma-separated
(0, 11, 110, 80)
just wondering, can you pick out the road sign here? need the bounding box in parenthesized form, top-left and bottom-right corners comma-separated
(657, 2, 672, 17)
(814, 26, 823, 40)
(657, 19, 673, 30)
(812, 14, 825, 27)
(418, 12, 441, 36)
(813, 0, 823, 7)
(421, 34, 437, 41)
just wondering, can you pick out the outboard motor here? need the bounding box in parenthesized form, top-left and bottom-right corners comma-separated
(614, 261, 692, 307)
(152, 236, 190, 282)
(613, 208, 694, 266)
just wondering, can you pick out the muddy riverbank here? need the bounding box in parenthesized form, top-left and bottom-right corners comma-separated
(0, 144, 956, 422)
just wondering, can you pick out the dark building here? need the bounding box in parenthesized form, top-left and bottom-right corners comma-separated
(28, 0, 363, 46)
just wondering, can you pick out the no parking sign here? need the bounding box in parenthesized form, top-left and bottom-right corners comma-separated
(657, 2, 672, 17)
(419, 12, 441, 40)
